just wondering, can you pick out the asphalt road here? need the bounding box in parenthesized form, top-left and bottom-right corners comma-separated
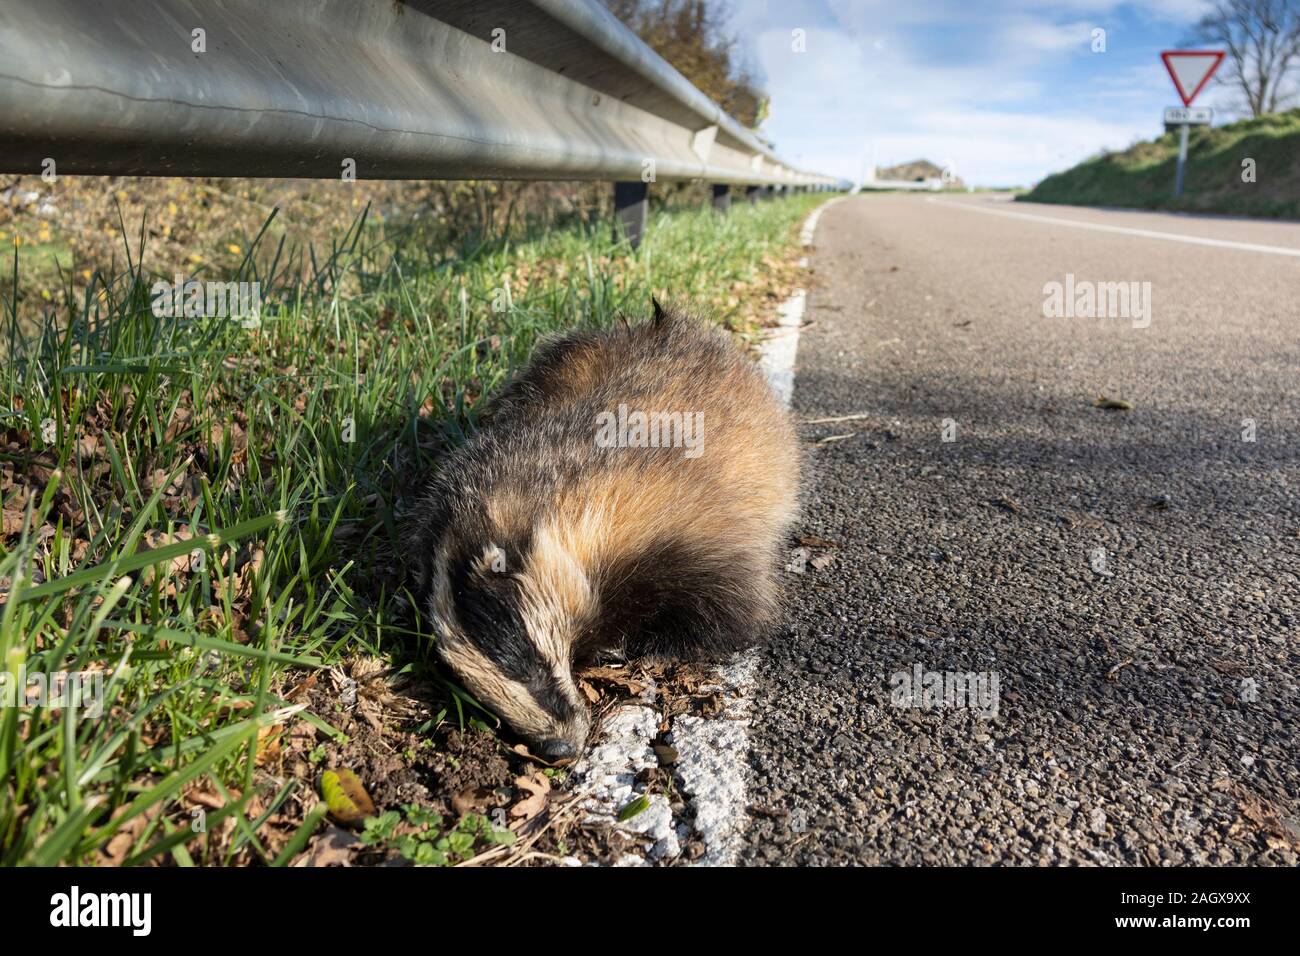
(737, 194, 1300, 866)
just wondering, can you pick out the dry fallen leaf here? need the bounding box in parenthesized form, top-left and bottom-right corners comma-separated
(2, 508, 38, 536)
(1105, 658, 1134, 682)
(1092, 395, 1133, 411)
(452, 786, 496, 817)
(99, 802, 162, 866)
(138, 528, 197, 596)
(209, 420, 248, 459)
(694, 692, 724, 717)
(186, 784, 238, 811)
(293, 824, 362, 867)
(256, 723, 283, 766)
(232, 544, 265, 603)
(509, 771, 551, 824)
(581, 665, 646, 696)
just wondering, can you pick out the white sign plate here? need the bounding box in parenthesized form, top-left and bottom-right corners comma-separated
(1164, 106, 1212, 125)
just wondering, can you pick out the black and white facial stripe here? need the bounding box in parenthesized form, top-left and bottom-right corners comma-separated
(446, 543, 581, 729)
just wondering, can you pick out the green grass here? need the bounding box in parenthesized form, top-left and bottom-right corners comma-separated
(1019, 108, 1300, 218)
(0, 190, 826, 866)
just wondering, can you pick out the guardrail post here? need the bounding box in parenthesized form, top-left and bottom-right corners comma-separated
(614, 181, 649, 249)
(711, 183, 731, 213)
(746, 185, 761, 205)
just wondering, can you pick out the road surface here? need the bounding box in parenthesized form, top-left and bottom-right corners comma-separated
(736, 194, 1300, 866)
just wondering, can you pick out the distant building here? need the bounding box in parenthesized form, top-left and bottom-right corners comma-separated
(874, 159, 965, 190)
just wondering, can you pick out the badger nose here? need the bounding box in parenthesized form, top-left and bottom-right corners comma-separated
(536, 738, 577, 764)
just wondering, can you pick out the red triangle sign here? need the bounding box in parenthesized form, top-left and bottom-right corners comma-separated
(1161, 50, 1225, 106)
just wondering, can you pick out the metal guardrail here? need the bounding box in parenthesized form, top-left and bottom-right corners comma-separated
(0, 0, 841, 192)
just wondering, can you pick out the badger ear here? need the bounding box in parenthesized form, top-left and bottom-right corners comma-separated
(473, 542, 509, 577)
(651, 296, 666, 326)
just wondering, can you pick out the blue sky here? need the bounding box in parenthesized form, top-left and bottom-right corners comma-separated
(724, 0, 1232, 187)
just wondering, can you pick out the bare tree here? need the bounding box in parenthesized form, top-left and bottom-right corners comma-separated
(1190, 0, 1300, 116)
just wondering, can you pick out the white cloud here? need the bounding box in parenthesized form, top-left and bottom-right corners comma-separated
(730, 0, 1221, 186)
(1002, 18, 1097, 53)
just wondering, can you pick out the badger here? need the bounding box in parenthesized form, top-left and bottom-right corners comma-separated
(405, 302, 800, 762)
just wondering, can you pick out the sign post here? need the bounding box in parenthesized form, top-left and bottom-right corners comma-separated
(1160, 50, 1225, 198)
(1173, 122, 1191, 198)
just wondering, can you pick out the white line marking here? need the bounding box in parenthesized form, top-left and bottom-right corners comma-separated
(758, 290, 806, 407)
(569, 702, 680, 863)
(668, 651, 757, 864)
(925, 196, 1300, 258)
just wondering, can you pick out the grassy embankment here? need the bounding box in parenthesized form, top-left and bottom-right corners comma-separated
(1020, 108, 1300, 218)
(0, 189, 825, 866)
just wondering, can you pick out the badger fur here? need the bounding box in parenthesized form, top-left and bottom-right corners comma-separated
(405, 302, 800, 761)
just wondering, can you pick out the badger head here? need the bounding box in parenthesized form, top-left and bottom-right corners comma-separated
(420, 513, 594, 763)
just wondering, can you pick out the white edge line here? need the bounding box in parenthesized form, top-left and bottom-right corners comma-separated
(925, 196, 1300, 258)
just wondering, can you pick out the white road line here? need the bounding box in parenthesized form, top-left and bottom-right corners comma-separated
(667, 651, 758, 864)
(569, 699, 681, 862)
(757, 289, 807, 407)
(925, 196, 1300, 258)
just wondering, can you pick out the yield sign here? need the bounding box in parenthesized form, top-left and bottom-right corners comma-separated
(1161, 50, 1225, 106)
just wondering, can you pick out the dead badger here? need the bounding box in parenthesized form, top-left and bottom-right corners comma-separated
(406, 302, 800, 761)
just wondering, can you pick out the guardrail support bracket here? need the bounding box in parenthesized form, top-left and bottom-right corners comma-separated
(711, 184, 730, 213)
(615, 181, 649, 249)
